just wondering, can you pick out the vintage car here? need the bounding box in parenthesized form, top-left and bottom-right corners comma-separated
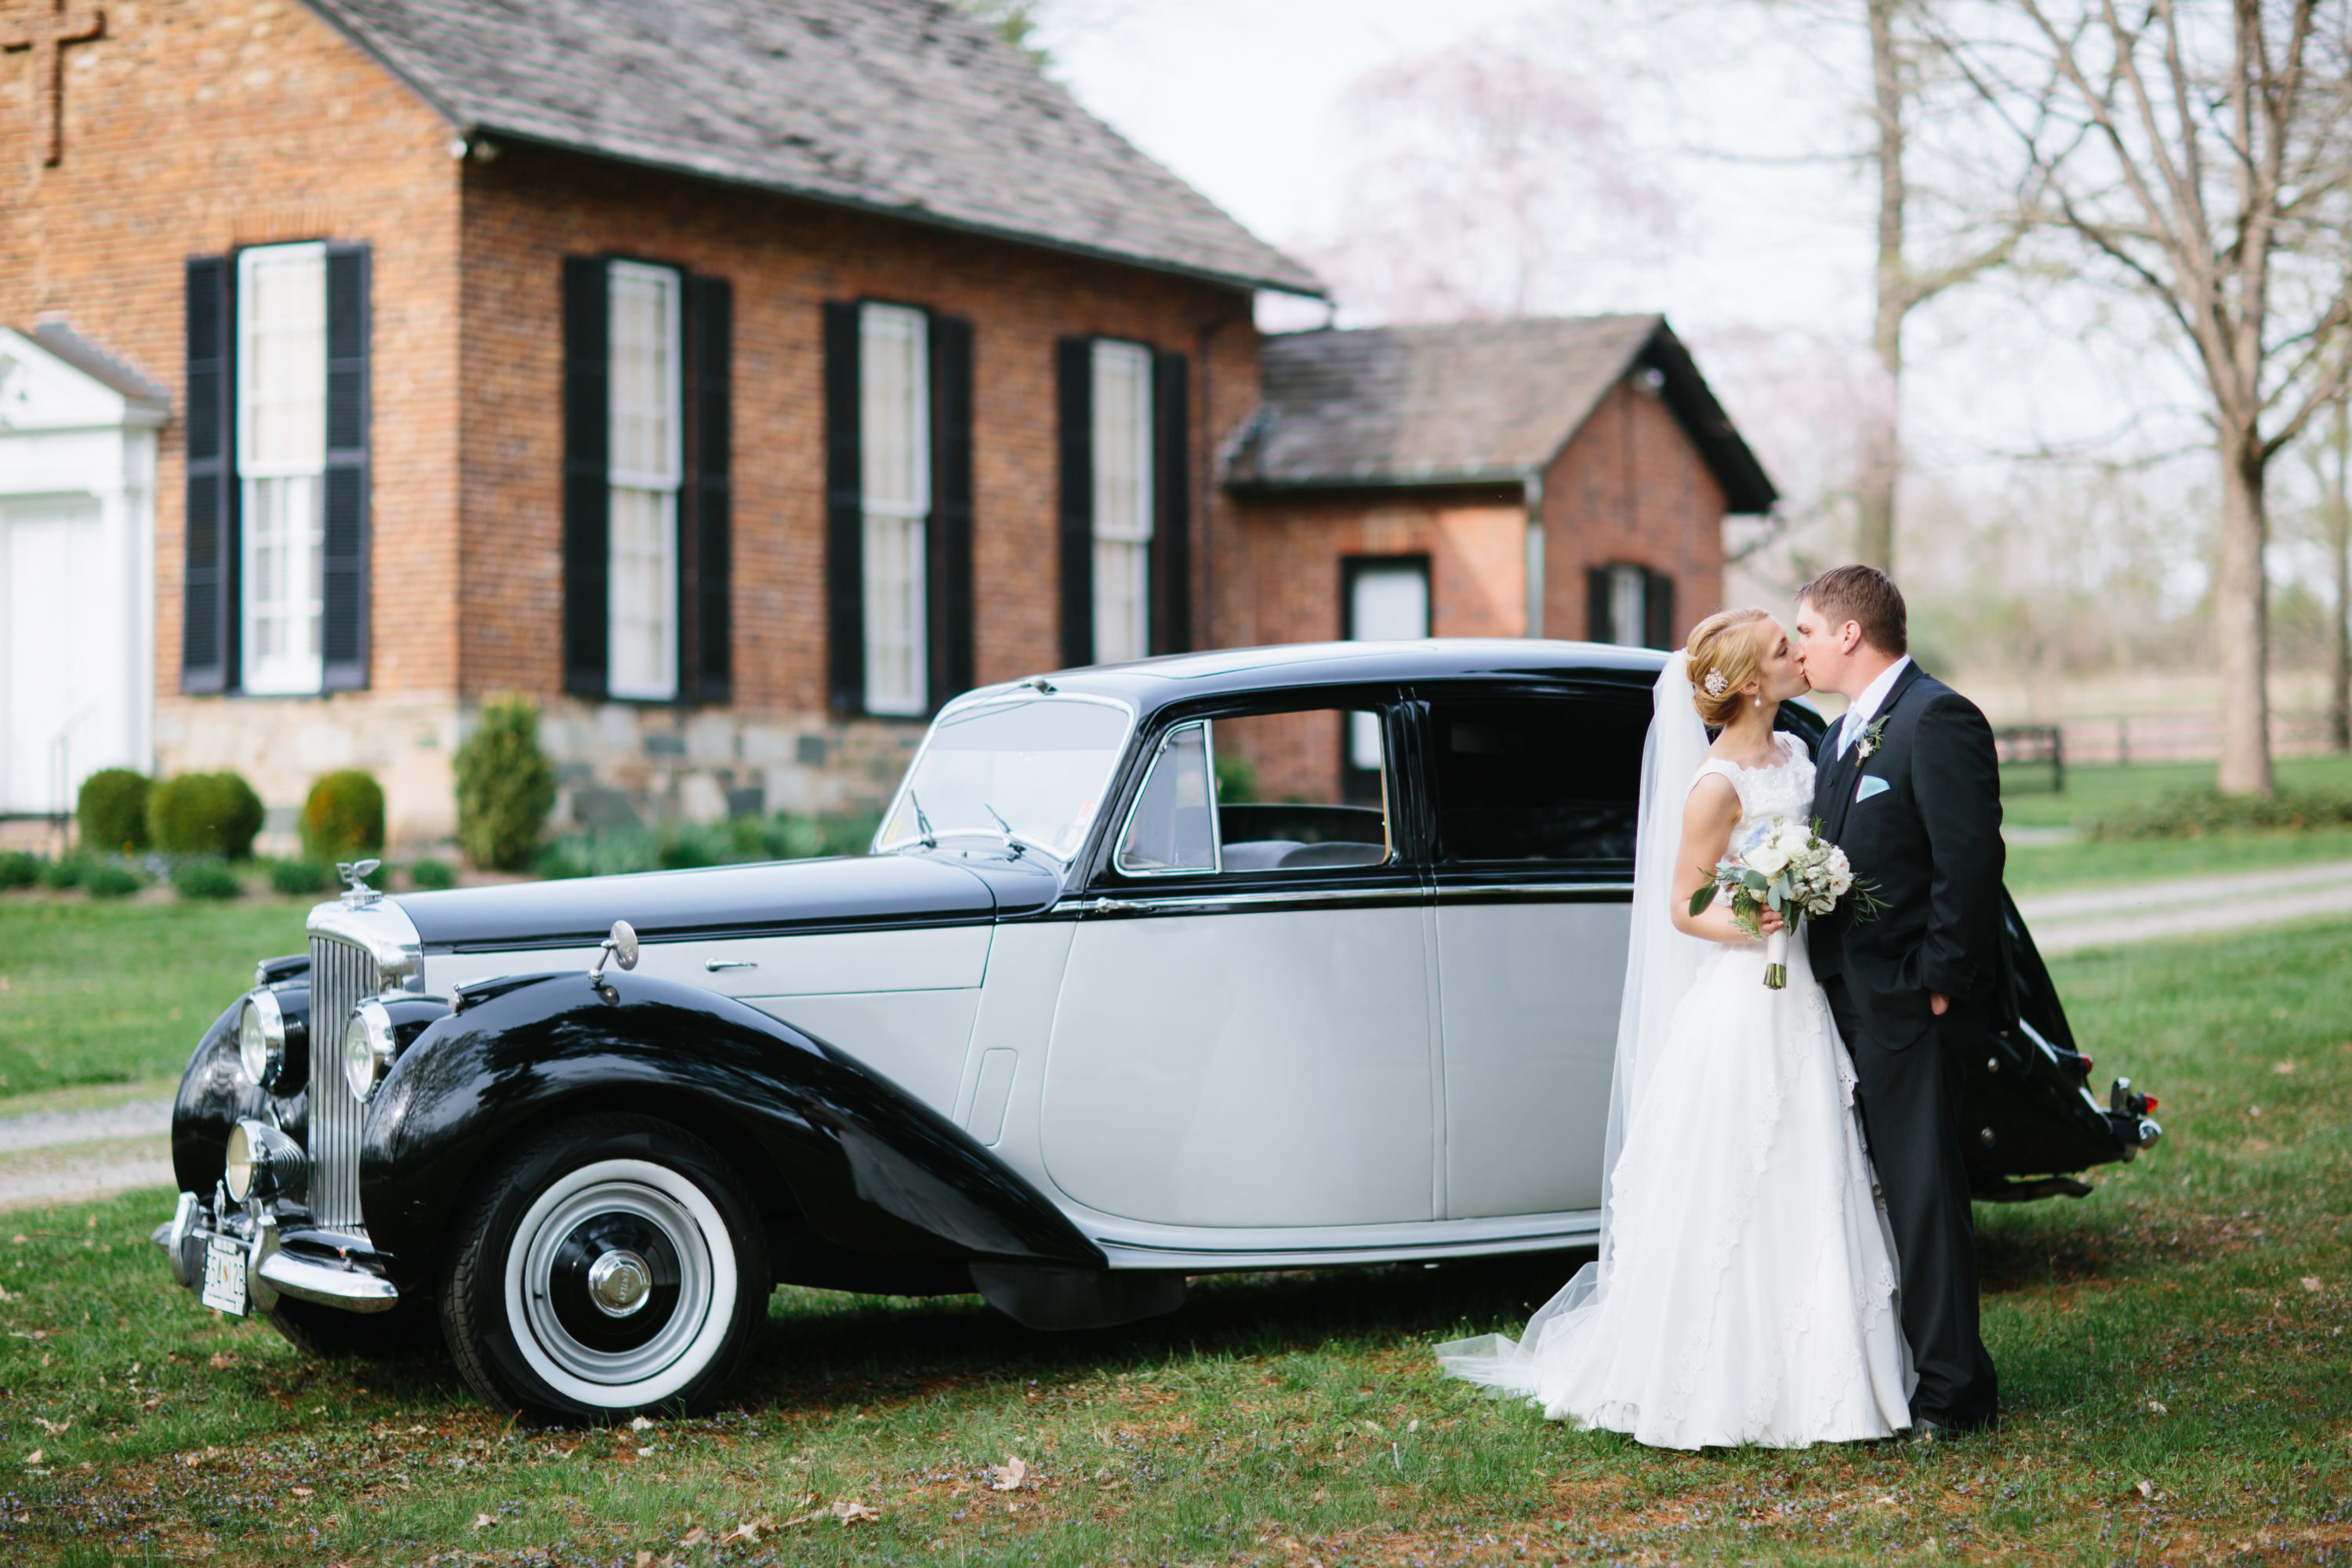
(154, 641, 2159, 1420)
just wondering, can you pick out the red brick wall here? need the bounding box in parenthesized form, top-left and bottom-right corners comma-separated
(455, 147, 1260, 711)
(1541, 379, 1726, 647)
(0, 0, 463, 703)
(1218, 488, 1528, 652)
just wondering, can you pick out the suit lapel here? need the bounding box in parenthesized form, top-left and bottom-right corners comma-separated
(1820, 661, 1927, 843)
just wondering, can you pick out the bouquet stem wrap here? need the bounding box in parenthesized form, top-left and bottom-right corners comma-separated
(1763, 928, 1789, 990)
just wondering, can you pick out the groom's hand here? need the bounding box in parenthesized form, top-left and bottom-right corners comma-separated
(1929, 991, 1950, 1016)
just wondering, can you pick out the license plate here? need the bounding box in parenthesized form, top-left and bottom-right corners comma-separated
(200, 1238, 248, 1316)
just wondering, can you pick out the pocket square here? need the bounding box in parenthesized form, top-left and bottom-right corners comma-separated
(1856, 775, 1891, 803)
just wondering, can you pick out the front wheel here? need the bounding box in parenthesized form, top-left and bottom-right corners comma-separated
(440, 1114, 768, 1421)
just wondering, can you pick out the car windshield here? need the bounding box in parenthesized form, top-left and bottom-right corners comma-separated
(876, 696, 1131, 860)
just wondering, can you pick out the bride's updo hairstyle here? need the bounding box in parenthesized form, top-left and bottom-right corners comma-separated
(1684, 608, 1772, 727)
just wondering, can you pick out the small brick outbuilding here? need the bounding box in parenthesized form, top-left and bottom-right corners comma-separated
(1224, 316, 1776, 658)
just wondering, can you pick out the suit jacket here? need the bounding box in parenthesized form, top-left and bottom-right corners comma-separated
(1808, 662, 2009, 1049)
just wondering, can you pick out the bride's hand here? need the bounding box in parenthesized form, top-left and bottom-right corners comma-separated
(1755, 907, 1788, 937)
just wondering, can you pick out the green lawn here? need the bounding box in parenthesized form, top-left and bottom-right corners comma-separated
(1998, 753, 2352, 891)
(1998, 751, 2352, 829)
(0, 898, 310, 1098)
(1, 916, 2347, 1565)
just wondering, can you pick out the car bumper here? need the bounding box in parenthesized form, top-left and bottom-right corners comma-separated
(152, 1190, 402, 1316)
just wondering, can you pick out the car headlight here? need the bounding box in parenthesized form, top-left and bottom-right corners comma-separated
(343, 998, 397, 1101)
(238, 990, 289, 1089)
(223, 1117, 306, 1203)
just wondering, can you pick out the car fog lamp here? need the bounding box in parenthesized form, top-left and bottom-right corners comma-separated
(343, 998, 397, 1101)
(238, 989, 289, 1088)
(223, 1117, 306, 1203)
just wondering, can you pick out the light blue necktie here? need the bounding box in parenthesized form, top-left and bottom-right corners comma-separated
(1838, 710, 1861, 756)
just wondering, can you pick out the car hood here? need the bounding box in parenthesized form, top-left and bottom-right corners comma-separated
(397, 851, 1054, 954)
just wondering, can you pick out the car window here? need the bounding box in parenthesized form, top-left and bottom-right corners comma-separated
(879, 695, 1131, 859)
(1426, 695, 1646, 864)
(1116, 706, 1394, 876)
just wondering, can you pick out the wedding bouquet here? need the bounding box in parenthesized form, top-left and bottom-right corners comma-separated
(1690, 817, 1886, 989)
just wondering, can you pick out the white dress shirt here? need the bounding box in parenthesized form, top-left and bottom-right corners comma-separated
(1836, 655, 1913, 756)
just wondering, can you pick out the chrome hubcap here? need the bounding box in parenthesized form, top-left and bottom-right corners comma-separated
(586, 1248, 652, 1317)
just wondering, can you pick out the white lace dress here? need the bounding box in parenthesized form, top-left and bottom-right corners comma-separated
(1438, 736, 1915, 1449)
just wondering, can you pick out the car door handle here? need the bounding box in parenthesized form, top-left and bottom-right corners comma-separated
(703, 959, 758, 972)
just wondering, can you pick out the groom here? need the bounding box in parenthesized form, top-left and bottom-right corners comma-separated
(1794, 565, 2003, 1434)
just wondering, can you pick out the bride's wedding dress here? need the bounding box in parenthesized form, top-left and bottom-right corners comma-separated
(1438, 713, 1915, 1450)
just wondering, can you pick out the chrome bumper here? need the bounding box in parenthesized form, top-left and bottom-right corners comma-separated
(152, 1190, 402, 1315)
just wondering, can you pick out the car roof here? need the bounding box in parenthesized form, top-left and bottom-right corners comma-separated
(956, 639, 1673, 717)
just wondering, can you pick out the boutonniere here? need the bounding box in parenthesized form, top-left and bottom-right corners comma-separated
(1857, 717, 1888, 760)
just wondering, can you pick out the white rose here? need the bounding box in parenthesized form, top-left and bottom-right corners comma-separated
(1830, 866, 1854, 897)
(1748, 843, 1791, 876)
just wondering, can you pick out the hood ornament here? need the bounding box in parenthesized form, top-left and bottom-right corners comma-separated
(336, 858, 383, 907)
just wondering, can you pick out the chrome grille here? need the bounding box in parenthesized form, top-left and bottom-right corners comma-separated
(307, 932, 377, 1228)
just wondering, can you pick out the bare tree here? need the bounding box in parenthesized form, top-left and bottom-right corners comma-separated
(2325, 388, 2352, 748)
(1929, 0, 2352, 794)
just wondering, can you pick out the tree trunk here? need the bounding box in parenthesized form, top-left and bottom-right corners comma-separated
(2214, 435, 2275, 794)
(1858, 0, 1905, 573)
(2331, 397, 2351, 752)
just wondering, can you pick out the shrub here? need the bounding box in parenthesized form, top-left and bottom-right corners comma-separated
(299, 770, 385, 863)
(532, 811, 884, 880)
(454, 694, 557, 870)
(407, 857, 458, 891)
(2082, 786, 2352, 840)
(171, 859, 242, 901)
(41, 856, 86, 890)
(77, 768, 152, 853)
(85, 863, 143, 899)
(0, 850, 38, 891)
(148, 772, 265, 859)
(267, 858, 336, 896)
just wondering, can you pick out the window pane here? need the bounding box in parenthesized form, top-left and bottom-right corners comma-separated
(861, 304, 930, 515)
(1116, 722, 1214, 873)
(241, 474, 324, 693)
(881, 696, 1130, 859)
(238, 242, 328, 695)
(1607, 563, 1646, 647)
(608, 263, 680, 485)
(608, 486, 676, 699)
(1346, 561, 1427, 767)
(862, 511, 927, 715)
(1427, 696, 1647, 862)
(1091, 340, 1152, 662)
(1210, 708, 1390, 872)
(1092, 536, 1149, 665)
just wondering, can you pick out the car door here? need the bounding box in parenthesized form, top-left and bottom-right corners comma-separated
(1421, 682, 1651, 1219)
(1038, 689, 1438, 1229)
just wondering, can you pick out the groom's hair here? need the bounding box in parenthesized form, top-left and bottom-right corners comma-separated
(1797, 564, 1907, 655)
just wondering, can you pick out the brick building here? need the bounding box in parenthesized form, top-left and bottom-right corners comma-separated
(0, 0, 1773, 846)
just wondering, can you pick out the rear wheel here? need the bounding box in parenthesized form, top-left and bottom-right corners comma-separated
(439, 1114, 768, 1422)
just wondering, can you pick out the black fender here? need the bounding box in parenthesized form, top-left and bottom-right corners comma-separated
(358, 969, 1103, 1291)
(172, 978, 312, 1196)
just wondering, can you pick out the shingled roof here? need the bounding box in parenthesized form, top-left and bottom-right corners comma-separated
(302, 0, 1319, 296)
(1229, 315, 1776, 514)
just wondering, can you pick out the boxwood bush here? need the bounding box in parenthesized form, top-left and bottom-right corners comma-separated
(267, 858, 337, 896)
(454, 694, 557, 870)
(407, 857, 458, 891)
(2082, 786, 2352, 840)
(41, 855, 86, 890)
(84, 862, 143, 898)
(77, 768, 152, 853)
(299, 770, 385, 863)
(148, 771, 265, 859)
(0, 850, 38, 890)
(171, 858, 242, 901)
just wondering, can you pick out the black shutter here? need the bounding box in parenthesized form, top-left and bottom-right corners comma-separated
(823, 301, 865, 713)
(182, 256, 234, 693)
(688, 274, 732, 703)
(1644, 569, 1675, 651)
(1587, 565, 1611, 644)
(1151, 349, 1190, 655)
(562, 257, 611, 696)
(1057, 336, 1094, 668)
(321, 243, 371, 691)
(929, 312, 975, 706)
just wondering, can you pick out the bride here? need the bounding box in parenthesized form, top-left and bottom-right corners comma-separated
(1436, 608, 1915, 1449)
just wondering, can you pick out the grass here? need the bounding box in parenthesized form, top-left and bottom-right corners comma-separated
(1998, 752, 2352, 829)
(0, 899, 308, 1098)
(1, 916, 2349, 1564)
(1998, 753, 2352, 891)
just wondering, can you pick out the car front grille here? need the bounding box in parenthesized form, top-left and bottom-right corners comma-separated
(307, 931, 377, 1229)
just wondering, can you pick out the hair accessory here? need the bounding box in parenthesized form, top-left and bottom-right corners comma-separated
(1701, 669, 1730, 699)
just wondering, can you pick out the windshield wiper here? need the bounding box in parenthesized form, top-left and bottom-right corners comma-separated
(906, 791, 938, 851)
(981, 804, 1065, 865)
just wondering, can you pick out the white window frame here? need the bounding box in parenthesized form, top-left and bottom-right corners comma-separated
(605, 260, 684, 702)
(860, 303, 931, 717)
(236, 241, 328, 696)
(1090, 339, 1154, 665)
(1606, 562, 1647, 648)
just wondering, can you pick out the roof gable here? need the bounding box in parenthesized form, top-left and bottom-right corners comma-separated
(302, 0, 1321, 296)
(1229, 316, 1776, 514)
(0, 325, 169, 432)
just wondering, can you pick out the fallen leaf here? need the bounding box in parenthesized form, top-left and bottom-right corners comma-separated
(2136, 1479, 2156, 1499)
(678, 1526, 708, 1546)
(208, 1353, 236, 1370)
(634, 1555, 654, 1568)
(2303, 1277, 2325, 1293)
(2274, 1059, 2297, 1074)
(23, 1450, 40, 1467)
(636, 1446, 655, 1458)
(1407, 1418, 1419, 1432)
(32, 1418, 69, 1436)
(474, 1512, 497, 1530)
(406, 1425, 428, 1435)
(630, 1414, 656, 1431)
(718, 1522, 760, 1546)
(833, 1500, 880, 1524)
(990, 1455, 1028, 1491)
(2146, 1399, 2169, 1415)
(291, 1486, 314, 1498)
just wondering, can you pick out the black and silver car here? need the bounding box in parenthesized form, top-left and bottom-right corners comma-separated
(156, 641, 2161, 1420)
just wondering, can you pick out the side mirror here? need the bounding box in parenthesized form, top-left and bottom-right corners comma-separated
(588, 919, 640, 993)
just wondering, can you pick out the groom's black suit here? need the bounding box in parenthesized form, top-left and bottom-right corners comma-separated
(1809, 660, 2004, 1429)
